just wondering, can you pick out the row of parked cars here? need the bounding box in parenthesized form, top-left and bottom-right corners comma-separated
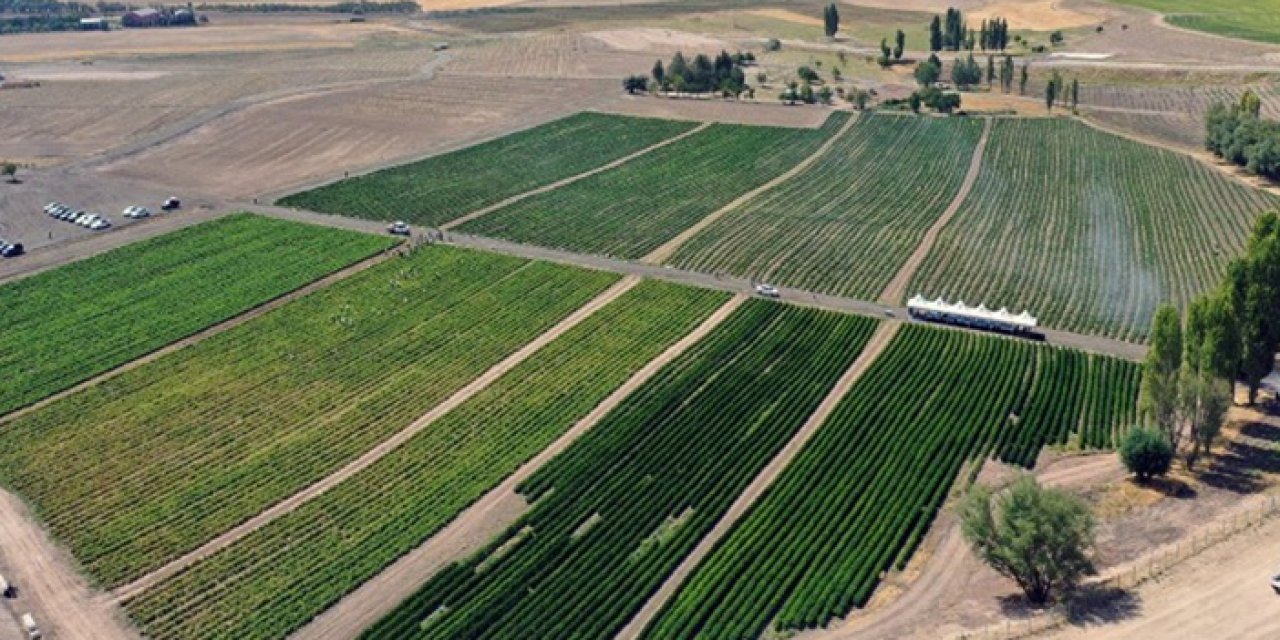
(45, 202, 113, 230)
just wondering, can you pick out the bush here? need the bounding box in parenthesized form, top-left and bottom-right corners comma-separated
(765, 38, 781, 51)
(1119, 426, 1173, 482)
(961, 476, 1095, 605)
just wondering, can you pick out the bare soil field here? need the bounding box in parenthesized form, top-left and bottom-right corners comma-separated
(843, 0, 1100, 30)
(0, 19, 412, 63)
(585, 27, 731, 53)
(443, 33, 656, 78)
(0, 43, 434, 164)
(99, 74, 615, 199)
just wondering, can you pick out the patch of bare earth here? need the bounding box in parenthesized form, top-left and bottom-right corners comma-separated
(585, 27, 731, 54)
(598, 96, 835, 128)
(97, 75, 615, 200)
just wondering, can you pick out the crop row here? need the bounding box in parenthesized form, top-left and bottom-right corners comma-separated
(669, 113, 982, 299)
(909, 118, 1278, 342)
(124, 280, 728, 638)
(458, 113, 850, 260)
(644, 325, 1140, 639)
(0, 247, 617, 587)
(277, 112, 696, 227)
(0, 213, 394, 417)
(363, 301, 878, 639)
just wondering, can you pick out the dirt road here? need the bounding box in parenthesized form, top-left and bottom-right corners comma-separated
(641, 111, 859, 265)
(878, 116, 992, 305)
(0, 491, 137, 640)
(1044, 511, 1280, 640)
(114, 275, 641, 602)
(290, 294, 747, 640)
(616, 320, 904, 639)
(439, 122, 712, 230)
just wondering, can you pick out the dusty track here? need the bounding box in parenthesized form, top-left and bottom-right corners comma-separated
(114, 275, 642, 602)
(878, 117, 992, 305)
(642, 111, 860, 264)
(0, 246, 400, 427)
(290, 294, 748, 640)
(439, 122, 712, 230)
(616, 320, 903, 639)
(0, 490, 137, 640)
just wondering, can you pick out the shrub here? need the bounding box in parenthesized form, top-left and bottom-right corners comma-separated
(1119, 426, 1173, 481)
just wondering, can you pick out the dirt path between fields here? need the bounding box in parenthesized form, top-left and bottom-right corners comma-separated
(878, 116, 992, 305)
(0, 490, 137, 640)
(0, 246, 399, 427)
(641, 111, 860, 265)
(616, 319, 904, 639)
(113, 275, 642, 603)
(438, 122, 712, 230)
(289, 294, 748, 640)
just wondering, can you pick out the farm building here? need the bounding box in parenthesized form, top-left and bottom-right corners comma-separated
(907, 294, 1038, 334)
(79, 17, 109, 30)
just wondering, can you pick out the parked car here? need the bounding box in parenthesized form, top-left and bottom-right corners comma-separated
(388, 221, 411, 236)
(0, 243, 23, 258)
(89, 218, 111, 230)
(1271, 570, 1280, 594)
(123, 205, 151, 219)
(79, 213, 100, 227)
(161, 197, 181, 211)
(754, 283, 780, 298)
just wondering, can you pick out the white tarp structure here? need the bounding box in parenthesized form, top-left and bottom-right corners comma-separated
(906, 294, 1038, 334)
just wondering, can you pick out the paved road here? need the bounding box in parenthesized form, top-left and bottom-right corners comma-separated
(248, 204, 1148, 362)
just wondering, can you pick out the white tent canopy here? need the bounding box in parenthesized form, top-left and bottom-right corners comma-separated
(906, 294, 1038, 332)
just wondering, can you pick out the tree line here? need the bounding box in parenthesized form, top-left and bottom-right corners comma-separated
(1206, 91, 1280, 181)
(626, 50, 752, 97)
(930, 7, 1010, 52)
(1131, 210, 1280, 480)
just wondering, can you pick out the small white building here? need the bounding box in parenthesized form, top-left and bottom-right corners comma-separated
(907, 294, 1037, 335)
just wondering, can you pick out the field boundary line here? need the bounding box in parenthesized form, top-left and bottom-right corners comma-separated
(0, 489, 139, 640)
(640, 111, 860, 265)
(615, 319, 903, 640)
(438, 122, 713, 231)
(289, 293, 749, 640)
(878, 116, 992, 305)
(0, 244, 400, 427)
(112, 274, 643, 603)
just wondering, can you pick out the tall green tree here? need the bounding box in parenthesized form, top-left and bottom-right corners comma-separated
(823, 3, 839, 38)
(960, 476, 1096, 605)
(651, 59, 665, 88)
(914, 54, 942, 86)
(1019, 61, 1029, 95)
(1227, 212, 1280, 404)
(986, 55, 995, 86)
(894, 29, 905, 60)
(929, 15, 943, 51)
(1141, 303, 1183, 445)
(1241, 89, 1262, 118)
(1070, 78, 1079, 110)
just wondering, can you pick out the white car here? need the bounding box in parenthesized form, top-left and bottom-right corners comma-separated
(123, 206, 151, 219)
(89, 218, 111, 230)
(74, 213, 93, 225)
(754, 283, 780, 298)
(79, 214, 99, 227)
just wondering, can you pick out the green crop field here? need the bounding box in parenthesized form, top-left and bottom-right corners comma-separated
(277, 113, 696, 227)
(0, 213, 394, 417)
(458, 113, 850, 259)
(645, 325, 1139, 639)
(125, 281, 729, 639)
(670, 114, 982, 299)
(0, 247, 616, 588)
(364, 302, 877, 639)
(1111, 0, 1280, 44)
(908, 118, 1278, 343)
